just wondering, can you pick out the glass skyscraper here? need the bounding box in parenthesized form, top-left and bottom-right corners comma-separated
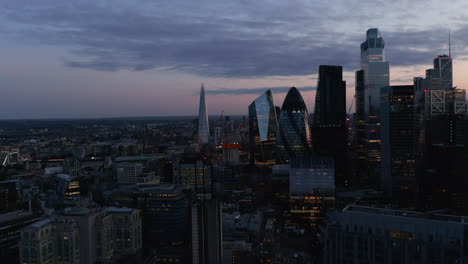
(248, 89, 278, 166)
(360, 28, 390, 181)
(277, 87, 312, 163)
(313, 65, 346, 127)
(380, 85, 416, 206)
(198, 83, 210, 146)
(312, 65, 348, 187)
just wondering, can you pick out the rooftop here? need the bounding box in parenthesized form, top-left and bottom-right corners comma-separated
(30, 218, 53, 228)
(115, 155, 164, 162)
(344, 205, 468, 224)
(106, 207, 135, 213)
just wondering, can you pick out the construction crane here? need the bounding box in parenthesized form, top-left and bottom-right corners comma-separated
(218, 110, 224, 122)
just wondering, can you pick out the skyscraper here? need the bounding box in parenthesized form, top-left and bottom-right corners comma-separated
(313, 66, 346, 127)
(276, 87, 312, 163)
(380, 85, 416, 206)
(414, 55, 468, 214)
(312, 65, 348, 187)
(360, 28, 390, 182)
(191, 200, 223, 264)
(198, 83, 210, 146)
(354, 70, 365, 158)
(248, 89, 278, 166)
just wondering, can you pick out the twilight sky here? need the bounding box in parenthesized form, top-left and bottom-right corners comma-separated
(1, 0, 468, 119)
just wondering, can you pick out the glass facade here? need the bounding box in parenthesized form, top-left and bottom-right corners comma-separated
(276, 87, 312, 163)
(355, 70, 365, 157)
(380, 85, 416, 205)
(248, 90, 278, 166)
(198, 84, 210, 146)
(360, 28, 390, 178)
(173, 156, 213, 200)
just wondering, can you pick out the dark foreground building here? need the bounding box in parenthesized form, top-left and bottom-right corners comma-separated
(322, 205, 468, 264)
(312, 65, 348, 187)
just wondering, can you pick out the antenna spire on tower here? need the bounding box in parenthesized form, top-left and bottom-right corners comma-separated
(449, 28, 451, 57)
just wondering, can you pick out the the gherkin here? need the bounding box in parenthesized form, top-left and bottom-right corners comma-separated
(277, 87, 312, 163)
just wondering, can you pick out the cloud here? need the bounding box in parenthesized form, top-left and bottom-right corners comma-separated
(2, 0, 468, 78)
(205, 86, 316, 95)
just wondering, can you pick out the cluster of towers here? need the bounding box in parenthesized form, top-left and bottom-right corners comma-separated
(197, 28, 468, 212)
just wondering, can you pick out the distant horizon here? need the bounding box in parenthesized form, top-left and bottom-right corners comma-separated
(0, 114, 252, 122)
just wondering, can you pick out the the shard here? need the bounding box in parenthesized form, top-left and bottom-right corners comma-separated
(198, 83, 210, 146)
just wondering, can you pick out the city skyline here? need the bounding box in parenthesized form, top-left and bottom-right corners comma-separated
(2, 1, 468, 118)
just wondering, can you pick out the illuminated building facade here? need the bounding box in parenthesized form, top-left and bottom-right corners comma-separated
(248, 90, 278, 166)
(380, 85, 416, 206)
(289, 157, 335, 228)
(277, 87, 312, 163)
(322, 205, 468, 264)
(360, 28, 390, 180)
(173, 154, 213, 200)
(55, 174, 80, 197)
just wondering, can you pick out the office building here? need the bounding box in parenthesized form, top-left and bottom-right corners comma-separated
(355, 70, 366, 157)
(192, 200, 223, 264)
(106, 207, 142, 257)
(222, 143, 240, 164)
(360, 28, 390, 180)
(19, 207, 142, 264)
(414, 55, 468, 214)
(289, 157, 335, 196)
(114, 162, 158, 185)
(277, 87, 313, 163)
(380, 85, 416, 207)
(312, 65, 348, 187)
(53, 218, 81, 264)
(0, 211, 42, 264)
(288, 157, 335, 228)
(104, 184, 192, 263)
(213, 163, 239, 200)
(19, 219, 58, 264)
(0, 180, 18, 213)
(322, 205, 468, 264)
(248, 90, 278, 166)
(55, 174, 81, 197)
(313, 66, 347, 127)
(172, 153, 213, 200)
